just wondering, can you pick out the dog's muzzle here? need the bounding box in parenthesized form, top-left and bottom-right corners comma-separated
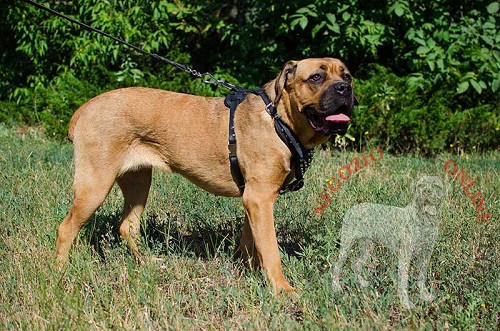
(305, 81, 355, 136)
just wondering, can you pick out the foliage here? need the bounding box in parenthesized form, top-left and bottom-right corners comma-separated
(2, 72, 102, 138)
(353, 66, 499, 154)
(402, 1, 500, 95)
(0, 0, 498, 151)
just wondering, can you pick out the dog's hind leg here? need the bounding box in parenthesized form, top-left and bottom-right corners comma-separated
(238, 214, 259, 270)
(56, 164, 116, 265)
(331, 233, 355, 291)
(353, 238, 374, 288)
(116, 167, 152, 264)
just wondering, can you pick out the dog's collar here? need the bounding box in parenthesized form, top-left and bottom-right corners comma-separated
(224, 88, 315, 194)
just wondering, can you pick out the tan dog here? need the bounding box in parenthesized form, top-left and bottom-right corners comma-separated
(56, 58, 356, 293)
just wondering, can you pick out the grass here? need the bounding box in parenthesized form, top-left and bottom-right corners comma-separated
(0, 124, 498, 330)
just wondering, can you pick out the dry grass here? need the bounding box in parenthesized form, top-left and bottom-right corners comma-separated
(0, 124, 498, 330)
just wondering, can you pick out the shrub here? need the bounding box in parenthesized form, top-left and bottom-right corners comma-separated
(1, 0, 498, 153)
(351, 65, 499, 155)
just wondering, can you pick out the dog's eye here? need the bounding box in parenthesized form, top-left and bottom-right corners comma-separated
(342, 73, 352, 81)
(309, 74, 323, 82)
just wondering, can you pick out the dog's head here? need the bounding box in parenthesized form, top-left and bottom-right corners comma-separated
(411, 176, 446, 218)
(271, 58, 357, 137)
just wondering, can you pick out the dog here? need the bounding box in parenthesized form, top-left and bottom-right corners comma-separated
(331, 176, 445, 309)
(55, 58, 356, 294)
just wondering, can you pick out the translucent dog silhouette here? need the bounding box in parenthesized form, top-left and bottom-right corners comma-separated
(331, 176, 445, 309)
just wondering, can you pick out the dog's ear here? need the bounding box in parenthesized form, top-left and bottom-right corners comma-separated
(274, 60, 297, 105)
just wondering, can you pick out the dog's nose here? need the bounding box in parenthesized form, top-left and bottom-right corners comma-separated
(334, 82, 352, 95)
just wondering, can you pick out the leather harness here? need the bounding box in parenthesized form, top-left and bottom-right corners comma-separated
(224, 88, 315, 194)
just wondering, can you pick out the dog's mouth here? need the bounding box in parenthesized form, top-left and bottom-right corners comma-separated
(305, 104, 351, 136)
(422, 204, 439, 216)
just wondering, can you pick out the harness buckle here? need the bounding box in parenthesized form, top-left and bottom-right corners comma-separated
(265, 102, 274, 116)
(228, 143, 237, 156)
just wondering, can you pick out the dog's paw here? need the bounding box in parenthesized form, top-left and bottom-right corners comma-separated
(55, 255, 68, 269)
(283, 287, 300, 302)
(331, 278, 342, 292)
(358, 276, 370, 288)
(401, 299, 415, 310)
(272, 281, 300, 302)
(420, 289, 436, 302)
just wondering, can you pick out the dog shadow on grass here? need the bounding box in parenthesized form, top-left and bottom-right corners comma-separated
(80, 212, 303, 263)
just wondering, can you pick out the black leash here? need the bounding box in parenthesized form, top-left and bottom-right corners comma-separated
(20, 0, 238, 92)
(22, 0, 314, 194)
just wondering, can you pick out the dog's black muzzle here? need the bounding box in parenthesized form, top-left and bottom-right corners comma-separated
(333, 81, 352, 96)
(305, 81, 357, 136)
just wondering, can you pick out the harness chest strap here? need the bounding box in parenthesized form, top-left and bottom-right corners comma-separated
(225, 91, 247, 192)
(224, 89, 315, 194)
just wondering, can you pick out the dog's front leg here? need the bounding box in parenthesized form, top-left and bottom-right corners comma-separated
(416, 250, 436, 302)
(397, 248, 415, 309)
(241, 185, 293, 294)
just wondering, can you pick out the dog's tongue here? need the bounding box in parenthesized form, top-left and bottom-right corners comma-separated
(326, 114, 350, 123)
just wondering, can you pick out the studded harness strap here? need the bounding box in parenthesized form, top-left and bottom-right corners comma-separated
(224, 88, 315, 194)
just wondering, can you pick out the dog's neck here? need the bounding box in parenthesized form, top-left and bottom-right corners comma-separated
(263, 81, 329, 149)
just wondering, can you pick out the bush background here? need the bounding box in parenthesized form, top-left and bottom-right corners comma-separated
(0, 0, 499, 153)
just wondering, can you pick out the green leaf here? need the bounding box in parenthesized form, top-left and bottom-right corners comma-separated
(487, 2, 499, 14)
(300, 16, 308, 30)
(395, 4, 404, 17)
(492, 79, 500, 92)
(412, 37, 427, 46)
(417, 46, 430, 54)
(344, 133, 355, 141)
(326, 13, 336, 25)
(427, 59, 435, 71)
(480, 35, 494, 46)
(312, 21, 326, 38)
(326, 23, 340, 34)
(342, 12, 351, 21)
(436, 58, 444, 70)
(463, 72, 475, 79)
(470, 80, 483, 93)
(296, 7, 310, 14)
(457, 81, 469, 94)
(290, 16, 302, 30)
(338, 4, 350, 13)
(482, 22, 495, 30)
